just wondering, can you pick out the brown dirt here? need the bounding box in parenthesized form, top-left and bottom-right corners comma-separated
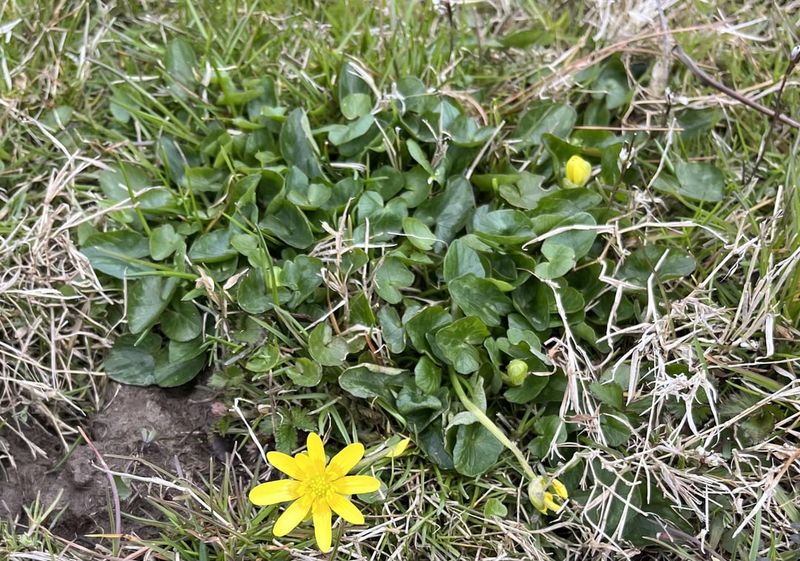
(0, 382, 225, 541)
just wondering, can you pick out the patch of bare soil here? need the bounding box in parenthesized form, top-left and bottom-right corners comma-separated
(0, 382, 224, 541)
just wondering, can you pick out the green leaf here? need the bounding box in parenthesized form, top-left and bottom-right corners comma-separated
(308, 323, 349, 367)
(259, 198, 314, 249)
(449, 274, 513, 327)
(161, 300, 202, 342)
(406, 138, 433, 175)
(405, 306, 451, 354)
(402, 217, 437, 251)
(245, 343, 281, 372)
(341, 93, 372, 120)
(154, 345, 206, 387)
(377, 306, 405, 353)
(452, 422, 503, 477)
(127, 276, 177, 334)
(601, 414, 633, 446)
(443, 238, 486, 283)
(484, 497, 508, 518)
(374, 257, 415, 304)
(590, 381, 624, 410)
(275, 422, 298, 454)
(414, 356, 442, 394)
(434, 317, 489, 374)
(498, 173, 550, 209)
(103, 334, 160, 386)
(415, 176, 475, 249)
(541, 212, 597, 260)
(504, 374, 549, 404)
(165, 38, 197, 89)
(595, 57, 630, 110)
(286, 358, 323, 387)
(280, 108, 322, 179)
(188, 229, 237, 263)
(534, 243, 576, 280)
(674, 162, 725, 202)
(618, 245, 696, 287)
(473, 208, 535, 245)
(285, 166, 331, 210)
(339, 365, 410, 401)
(180, 167, 226, 193)
(514, 102, 577, 147)
(81, 230, 152, 279)
(149, 224, 183, 261)
(529, 415, 567, 458)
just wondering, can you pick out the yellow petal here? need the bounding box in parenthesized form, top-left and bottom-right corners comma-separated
(544, 492, 562, 513)
(386, 437, 411, 458)
(565, 155, 592, 187)
(248, 480, 301, 506)
(267, 452, 306, 481)
(294, 452, 320, 477)
(306, 432, 327, 469)
(551, 478, 568, 500)
(273, 494, 313, 537)
(333, 475, 381, 495)
(327, 493, 365, 524)
(326, 443, 365, 479)
(312, 499, 332, 552)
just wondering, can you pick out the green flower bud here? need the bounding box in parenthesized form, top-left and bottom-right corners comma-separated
(505, 359, 528, 387)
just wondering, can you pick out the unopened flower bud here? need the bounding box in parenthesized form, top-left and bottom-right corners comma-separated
(565, 155, 592, 187)
(506, 359, 529, 387)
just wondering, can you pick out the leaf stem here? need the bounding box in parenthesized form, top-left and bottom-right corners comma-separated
(448, 369, 536, 481)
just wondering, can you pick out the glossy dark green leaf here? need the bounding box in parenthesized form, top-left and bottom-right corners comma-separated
(443, 238, 486, 283)
(378, 306, 405, 354)
(504, 373, 549, 404)
(81, 230, 152, 279)
(618, 245, 696, 287)
(280, 108, 322, 179)
(405, 306, 451, 353)
(339, 365, 410, 401)
(449, 274, 513, 327)
(452, 422, 503, 477)
(535, 243, 575, 280)
(286, 357, 323, 387)
(165, 38, 197, 88)
(514, 102, 577, 147)
(415, 176, 475, 250)
(127, 276, 178, 334)
(103, 334, 160, 386)
(308, 323, 349, 367)
(260, 198, 314, 249)
(374, 257, 415, 304)
(498, 173, 551, 209)
(161, 300, 203, 342)
(149, 224, 183, 261)
(402, 217, 437, 251)
(674, 162, 725, 202)
(434, 317, 489, 374)
(414, 356, 441, 394)
(188, 229, 237, 263)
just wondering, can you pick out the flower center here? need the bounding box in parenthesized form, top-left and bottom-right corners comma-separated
(306, 475, 331, 499)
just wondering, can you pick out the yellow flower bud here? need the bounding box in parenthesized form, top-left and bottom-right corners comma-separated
(505, 359, 529, 387)
(386, 437, 411, 458)
(565, 155, 592, 187)
(551, 478, 568, 500)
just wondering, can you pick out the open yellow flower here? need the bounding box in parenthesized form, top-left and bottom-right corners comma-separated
(249, 432, 380, 553)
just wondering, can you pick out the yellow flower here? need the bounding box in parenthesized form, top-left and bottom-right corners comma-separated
(385, 437, 411, 458)
(527, 476, 569, 514)
(249, 432, 381, 552)
(565, 155, 592, 187)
